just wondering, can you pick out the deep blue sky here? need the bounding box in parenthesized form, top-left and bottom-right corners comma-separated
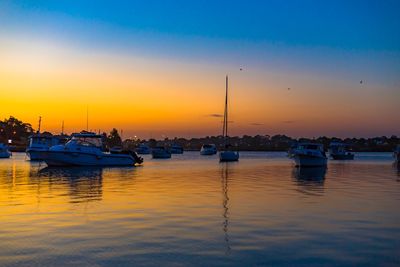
(2, 0, 400, 51)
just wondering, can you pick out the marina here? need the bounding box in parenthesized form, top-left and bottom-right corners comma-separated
(1, 1, 399, 266)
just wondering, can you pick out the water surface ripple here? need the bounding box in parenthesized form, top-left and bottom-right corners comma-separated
(0, 152, 399, 266)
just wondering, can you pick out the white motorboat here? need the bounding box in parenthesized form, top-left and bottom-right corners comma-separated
(200, 144, 217, 155)
(42, 132, 143, 166)
(26, 134, 67, 160)
(292, 143, 327, 167)
(26, 116, 67, 161)
(394, 145, 400, 162)
(219, 75, 239, 162)
(152, 146, 172, 159)
(136, 143, 151, 154)
(170, 144, 184, 154)
(329, 142, 354, 160)
(0, 143, 11, 158)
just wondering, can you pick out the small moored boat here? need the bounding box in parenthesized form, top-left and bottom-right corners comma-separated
(152, 146, 172, 159)
(292, 143, 327, 167)
(26, 133, 67, 160)
(200, 144, 217, 155)
(329, 142, 354, 160)
(170, 144, 184, 154)
(136, 143, 151, 154)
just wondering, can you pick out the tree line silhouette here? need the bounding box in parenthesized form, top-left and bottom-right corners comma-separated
(1, 116, 398, 152)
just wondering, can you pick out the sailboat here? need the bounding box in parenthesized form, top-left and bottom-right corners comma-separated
(219, 75, 239, 162)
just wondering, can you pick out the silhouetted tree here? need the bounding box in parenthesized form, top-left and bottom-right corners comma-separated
(0, 116, 33, 144)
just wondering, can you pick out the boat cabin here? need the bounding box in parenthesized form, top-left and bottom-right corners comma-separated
(329, 142, 350, 154)
(29, 134, 65, 148)
(67, 133, 103, 148)
(297, 143, 324, 151)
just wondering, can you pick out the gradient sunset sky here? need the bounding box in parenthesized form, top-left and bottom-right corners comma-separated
(0, 1, 399, 139)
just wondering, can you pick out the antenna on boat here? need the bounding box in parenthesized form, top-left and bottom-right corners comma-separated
(86, 106, 89, 131)
(37, 116, 42, 134)
(61, 120, 64, 135)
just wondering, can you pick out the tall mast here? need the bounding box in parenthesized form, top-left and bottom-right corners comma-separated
(61, 120, 64, 135)
(225, 75, 228, 139)
(222, 78, 226, 138)
(37, 116, 42, 134)
(86, 106, 89, 131)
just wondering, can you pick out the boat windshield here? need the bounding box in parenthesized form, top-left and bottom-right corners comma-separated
(69, 136, 102, 147)
(30, 136, 53, 146)
(299, 144, 321, 150)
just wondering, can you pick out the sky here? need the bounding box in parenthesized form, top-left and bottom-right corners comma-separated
(0, 0, 399, 139)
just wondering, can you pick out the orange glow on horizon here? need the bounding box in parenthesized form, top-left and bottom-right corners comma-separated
(1, 37, 398, 138)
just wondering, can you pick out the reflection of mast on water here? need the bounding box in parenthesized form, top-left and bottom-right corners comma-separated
(221, 163, 231, 254)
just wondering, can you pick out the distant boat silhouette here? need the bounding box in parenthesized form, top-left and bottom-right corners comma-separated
(291, 143, 327, 167)
(0, 143, 11, 158)
(200, 144, 217, 155)
(136, 143, 151, 154)
(152, 146, 172, 159)
(329, 142, 354, 160)
(170, 144, 184, 154)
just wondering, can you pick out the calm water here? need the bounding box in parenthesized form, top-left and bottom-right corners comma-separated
(0, 152, 399, 266)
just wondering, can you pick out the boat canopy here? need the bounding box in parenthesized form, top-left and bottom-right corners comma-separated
(29, 135, 54, 140)
(297, 143, 324, 150)
(68, 134, 103, 147)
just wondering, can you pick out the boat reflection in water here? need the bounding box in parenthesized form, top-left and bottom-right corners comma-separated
(293, 166, 327, 196)
(393, 162, 400, 180)
(38, 166, 103, 203)
(220, 163, 232, 254)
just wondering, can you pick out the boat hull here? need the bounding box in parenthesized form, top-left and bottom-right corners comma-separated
(219, 151, 239, 162)
(331, 153, 354, 160)
(42, 151, 135, 167)
(294, 154, 327, 167)
(200, 150, 217, 156)
(26, 149, 48, 161)
(0, 151, 11, 158)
